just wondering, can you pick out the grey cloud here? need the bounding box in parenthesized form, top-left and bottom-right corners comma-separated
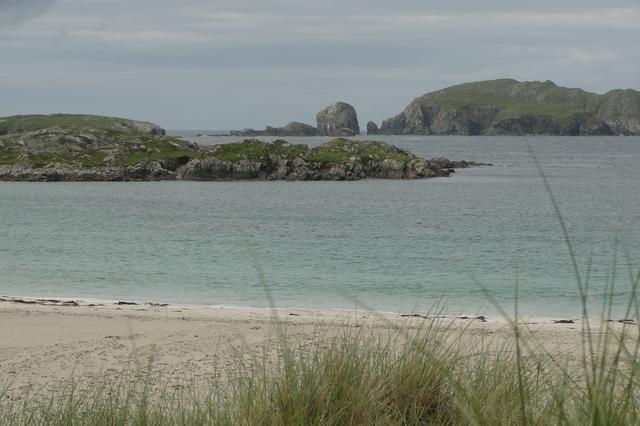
(0, 0, 56, 26)
(0, 0, 639, 128)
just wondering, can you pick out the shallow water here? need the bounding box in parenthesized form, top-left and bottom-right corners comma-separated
(1, 135, 639, 317)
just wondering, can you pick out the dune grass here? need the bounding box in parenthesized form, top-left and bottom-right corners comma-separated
(1, 309, 639, 425)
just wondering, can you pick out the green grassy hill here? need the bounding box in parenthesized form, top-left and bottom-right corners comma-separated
(0, 114, 166, 136)
(378, 79, 640, 135)
(0, 114, 196, 180)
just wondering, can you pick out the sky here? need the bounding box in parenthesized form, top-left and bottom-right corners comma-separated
(1, 0, 639, 129)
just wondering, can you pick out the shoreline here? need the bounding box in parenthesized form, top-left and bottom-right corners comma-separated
(0, 294, 621, 323)
(1, 297, 637, 401)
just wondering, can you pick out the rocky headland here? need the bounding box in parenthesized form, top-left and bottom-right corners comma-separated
(230, 102, 360, 137)
(0, 114, 481, 182)
(370, 79, 640, 136)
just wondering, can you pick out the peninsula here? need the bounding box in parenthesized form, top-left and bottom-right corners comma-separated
(0, 114, 478, 182)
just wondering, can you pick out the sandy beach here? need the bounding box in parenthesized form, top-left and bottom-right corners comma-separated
(1, 297, 637, 402)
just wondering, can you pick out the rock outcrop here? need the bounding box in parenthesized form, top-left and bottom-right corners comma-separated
(377, 79, 640, 136)
(282, 122, 318, 136)
(367, 121, 380, 135)
(0, 162, 180, 182)
(316, 102, 360, 136)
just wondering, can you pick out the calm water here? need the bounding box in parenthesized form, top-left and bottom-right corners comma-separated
(1, 135, 639, 317)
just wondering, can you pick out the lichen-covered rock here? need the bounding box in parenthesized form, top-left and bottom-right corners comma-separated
(316, 102, 360, 136)
(379, 79, 640, 136)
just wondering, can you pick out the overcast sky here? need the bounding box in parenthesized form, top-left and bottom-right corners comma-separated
(1, 0, 639, 129)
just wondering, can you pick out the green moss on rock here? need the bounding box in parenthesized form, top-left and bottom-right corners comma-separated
(308, 139, 416, 163)
(200, 138, 418, 164)
(0, 116, 195, 171)
(207, 139, 309, 162)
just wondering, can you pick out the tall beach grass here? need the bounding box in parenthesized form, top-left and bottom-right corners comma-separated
(1, 307, 639, 425)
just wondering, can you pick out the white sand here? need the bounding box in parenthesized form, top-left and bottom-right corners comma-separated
(0, 297, 636, 400)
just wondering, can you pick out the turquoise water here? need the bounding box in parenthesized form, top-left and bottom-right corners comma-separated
(1, 136, 639, 317)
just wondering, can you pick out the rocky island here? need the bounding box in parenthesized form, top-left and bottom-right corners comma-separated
(178, 138, 478, 181)
(230, 102, 360, 137)
(229, 121, 319, 137)
(0, 114, 197, 181)
(372, 79, 640, 136)
(0, 114, 479, 182)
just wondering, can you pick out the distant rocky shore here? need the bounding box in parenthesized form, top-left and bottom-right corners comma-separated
(231, 79, 640, 137)
(230, 102, 360, 137)
(0, 114, 485, 182)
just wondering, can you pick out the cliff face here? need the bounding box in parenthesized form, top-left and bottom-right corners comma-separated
(597, 90, 640, 135)
(378, 79, 640, 136)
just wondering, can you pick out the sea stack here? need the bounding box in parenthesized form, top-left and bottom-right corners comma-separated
(366, 121, 380, 135)
(316, 102, 360, 136)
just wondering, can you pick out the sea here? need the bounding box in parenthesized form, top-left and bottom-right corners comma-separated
(1, 134, 639, 318)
